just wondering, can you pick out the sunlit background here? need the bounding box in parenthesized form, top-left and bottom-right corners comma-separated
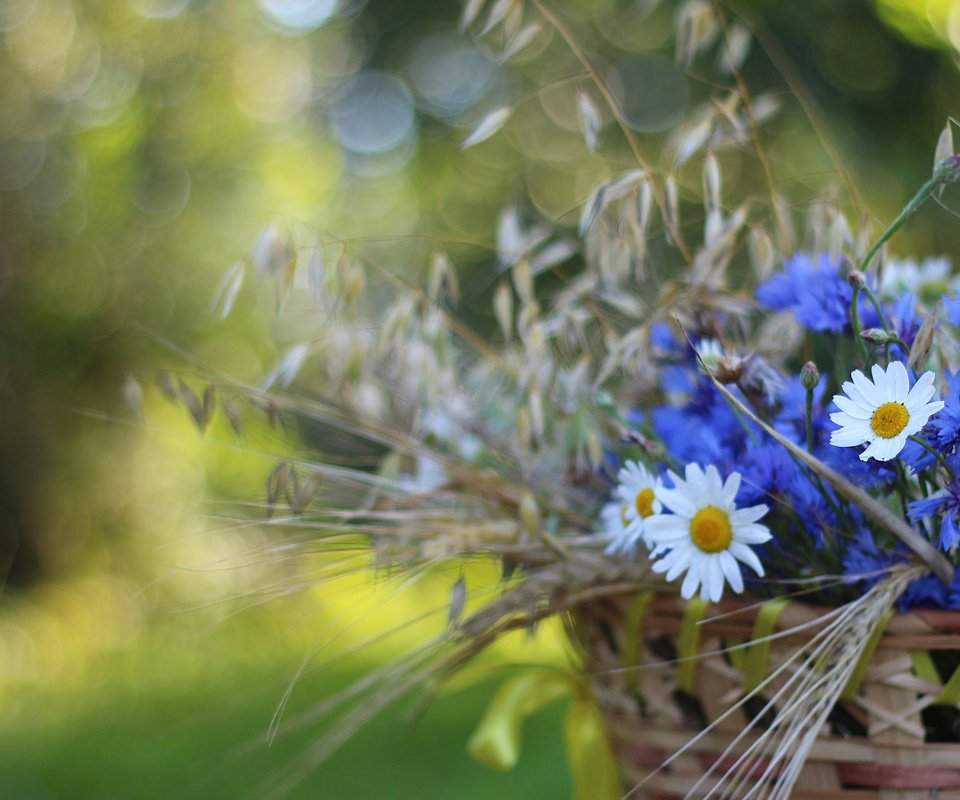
(1, 0, 960, 796)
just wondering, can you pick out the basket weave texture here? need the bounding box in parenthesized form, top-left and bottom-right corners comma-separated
(576, 592, 960, 799)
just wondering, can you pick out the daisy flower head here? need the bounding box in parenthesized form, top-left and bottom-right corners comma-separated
(696, 338, 724, 373)
(644, 464, 771, 602)
(830, 361, 944, 462)
(604, 460, 662, 555)
(600, 500, 630, 555)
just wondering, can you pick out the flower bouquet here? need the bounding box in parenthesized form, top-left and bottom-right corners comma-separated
(172, 2, 960, 797)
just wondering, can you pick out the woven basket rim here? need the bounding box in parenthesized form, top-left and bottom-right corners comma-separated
(587, 590, 960, 650)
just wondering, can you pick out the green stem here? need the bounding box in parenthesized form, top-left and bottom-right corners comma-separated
(850, 286, 869, 365)
(859, 176, 939, 275)
(862, 283, 891, 334)
(894, 461, 914, 523)
(805, 385, 815, 455)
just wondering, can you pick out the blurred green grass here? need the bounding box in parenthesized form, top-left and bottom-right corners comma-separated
(0, 628, 570, 800)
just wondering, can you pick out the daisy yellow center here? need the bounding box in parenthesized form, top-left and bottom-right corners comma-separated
(870, 402, 909, 439)
(689, 506, 732, 553)
(635, 488, 656, 518)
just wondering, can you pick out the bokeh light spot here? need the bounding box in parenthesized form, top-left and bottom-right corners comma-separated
(132, 161, 191, 221)
(233, 41, 313, 123)
(0, 138, 46, 191)
(0, 0, 39, 33)
(406, 32, 495, 118)
(259, 0, 340, 32)
(607, 54, 689, 133)
(330, 70, 416, 155)
(130, 0, 192, 19)
(25, 142, 82, 210)
(73, 54, 142, 128)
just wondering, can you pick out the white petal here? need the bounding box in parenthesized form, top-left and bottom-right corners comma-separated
(829, 412, 873, 431)
(720, 472, 741, 505)
(891, 361, 909, 400)
(681, 562, 701, 599)
(871, 363, 891, 400)
(651, 547, 682, 572)
(733, 523, 773, 544)
(718, 551, 743, 593)
(664, 468, 684, 491)
(905, 384, 936, 412)
(860, 435, 904, 462)
(833, 394, 873, 419)
(831, 425, 871, 447)
(906, 398, 943, 424)
(644, 515, 687, 540)
(906, 370, 935, 402)
(654, 487, 696, 517)
(841, 380, 872, 410)
(851, 369, 881, 405)
(705, 557, 724, 602)
(728, 541, 764, 575)
(684, 463, 707, 496)
(703, 464, 724, 493)
(731, 504, 768, 525)
(667, 551, 693, 581)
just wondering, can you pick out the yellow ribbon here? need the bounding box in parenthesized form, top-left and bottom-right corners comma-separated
(677, 597, 709, 692)
(468, 669, 621, 800)
(742, 598, 789, 693)
(912, 649, 960, 705)
(841, 609, 893, 700)
(564, 695, 622, 800)
(937, 663, 960, 705)
(467, 670, 571, 771)
(622, 591, 653, 690)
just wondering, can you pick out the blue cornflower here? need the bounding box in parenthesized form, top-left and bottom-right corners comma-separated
(660, 363, 695, 394)
(842, 529, 898, 589)
(819, 441, 898, 489)
(651, 406, 728, 465)
(907, 482, 960, 551)
(737, 442, 801, 506)
(900, 435, 937, 472)
(756, 253, 853, 333)
(928, 370, 960, 454)
(888, 292, 921, 351)
(943, 295, 960, 328)
(785, 473, 841, 549)
(900, 573, 953, 610)
(649, 322, 680, 353)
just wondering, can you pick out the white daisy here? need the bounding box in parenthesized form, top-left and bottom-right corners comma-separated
(829, 361, 944, 462)
(604, 461, 662, 555)
(878, 256, 954, 301)
(599, 500, 630, 554)
(644, 464, 771, 602)
(696, 338, 724, 373)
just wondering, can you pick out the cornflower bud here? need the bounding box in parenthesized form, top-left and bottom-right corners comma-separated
(860, 327, 898, 344)
(800, 361, 819, 390)
(847, 270, 867, 290)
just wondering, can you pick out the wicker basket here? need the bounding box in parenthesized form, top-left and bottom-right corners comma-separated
(575, 591, 960, 799)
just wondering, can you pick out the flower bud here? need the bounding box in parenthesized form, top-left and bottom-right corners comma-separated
(715, 355, 744, 384)
(860, 327, 897, 344)
(800, 361, 819, 390)
(847, 270, 867, 290)
(934, 155, 960, 186)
